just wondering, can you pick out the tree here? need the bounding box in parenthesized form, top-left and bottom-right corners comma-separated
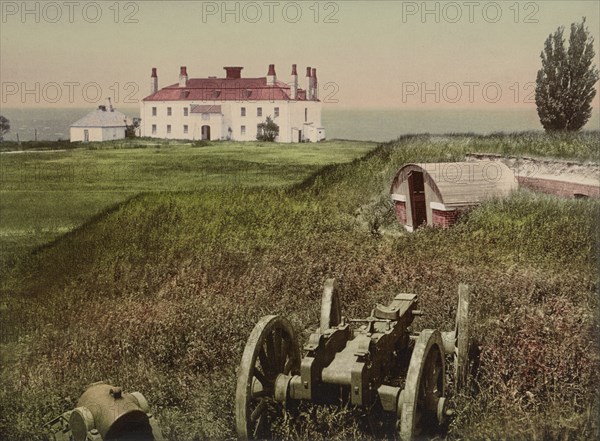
(0, 115, 9, 142)
(256, 116, 279, 142)
(125, 117, 140, 138)
(535, 17, 599, 131)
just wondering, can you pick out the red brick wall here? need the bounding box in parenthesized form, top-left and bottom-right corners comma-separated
(432, 209, 459, 228)
(394, 201, 407, 224)
(517, 176, 599, 198)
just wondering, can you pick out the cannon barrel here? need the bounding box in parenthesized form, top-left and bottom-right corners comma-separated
(46, 382, 163, 441)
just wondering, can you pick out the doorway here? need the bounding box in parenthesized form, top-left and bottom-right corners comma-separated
(201, 125, 211, 140)
(408, 171, 426, 228)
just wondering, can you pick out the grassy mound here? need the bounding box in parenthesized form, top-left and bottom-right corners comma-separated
(0, 139, 374, 273)
(0, 133, 598, 440)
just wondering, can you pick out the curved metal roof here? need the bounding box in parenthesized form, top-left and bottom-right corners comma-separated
(390, 162, 517, 207)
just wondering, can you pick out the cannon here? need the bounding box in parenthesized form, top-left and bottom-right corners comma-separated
(235, 280, 470, 440)
(45, 382, 164, 441)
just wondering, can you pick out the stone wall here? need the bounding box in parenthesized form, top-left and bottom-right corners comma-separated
(394, 201, 407, 224)
(432, 208, 460, 228)
(466, 153, 599, 198)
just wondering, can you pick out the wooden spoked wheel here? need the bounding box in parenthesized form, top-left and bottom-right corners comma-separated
(235, 315, 300, 440)
(319, 278, 342, 333)
(454, 284, 470, 390)
(398, 330, 446, 441)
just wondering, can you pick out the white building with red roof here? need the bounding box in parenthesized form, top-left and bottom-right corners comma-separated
(141, 64, 325, 143)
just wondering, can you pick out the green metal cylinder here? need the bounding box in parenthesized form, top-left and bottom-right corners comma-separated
(69, 382, 153, 441)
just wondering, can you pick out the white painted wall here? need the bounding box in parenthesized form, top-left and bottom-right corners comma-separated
(141, 99, 325, 143)
(70, 127, 125, 142)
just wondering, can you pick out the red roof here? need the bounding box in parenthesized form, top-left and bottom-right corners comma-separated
(143, 77, 312, 102)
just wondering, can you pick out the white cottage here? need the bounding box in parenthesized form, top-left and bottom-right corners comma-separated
(70, 105, 127, 142)
(141, 64, 326, 143)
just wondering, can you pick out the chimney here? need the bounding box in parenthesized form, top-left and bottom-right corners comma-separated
(224, 67, 243, 79)
(179, 66, 188, 87)
(306, 67, 312, 100)
(267, 64, 276, 86)
(150, 67, 158, 94)
(108, 97, 114, 112)
(290, 64, 298, 100)
(311, 68, 317, 100)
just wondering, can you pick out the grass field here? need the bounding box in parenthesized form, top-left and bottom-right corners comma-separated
(0, 132, 598, 440)
(0, 139, 375, 272)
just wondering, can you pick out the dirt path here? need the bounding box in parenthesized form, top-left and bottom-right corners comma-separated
(0, 149, 68, 155)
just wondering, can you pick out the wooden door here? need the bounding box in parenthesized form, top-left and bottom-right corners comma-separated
(201, 125, 211, 140)
(408, 171, 426, 227)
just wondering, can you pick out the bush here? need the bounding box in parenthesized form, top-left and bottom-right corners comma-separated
(256, 116, 279, 142)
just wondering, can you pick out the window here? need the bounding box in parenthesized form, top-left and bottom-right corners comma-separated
(241, 107, 246, 117)
(183, 125, 188, 134)
(152, 124, 157, 135)
(167, 107, 172, 116)
(167, 125, 171, 134)
(304, 108, 308, 122)
(274, 107, 279, 118)
(152, 107, 157, 116)
(257, 107, 262, 117)
(183, 107, 188, 116)
(241, 125, 246, 135)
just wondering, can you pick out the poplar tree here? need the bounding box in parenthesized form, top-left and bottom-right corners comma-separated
(535, 18, 599, 131)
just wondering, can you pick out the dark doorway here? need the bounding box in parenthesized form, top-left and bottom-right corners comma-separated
(408, 171, 426, 228)
(201, 125, 211, 140)
(298, 130, 302, 143)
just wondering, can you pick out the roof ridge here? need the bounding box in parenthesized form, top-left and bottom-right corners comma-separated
(70, 108, 127, 128)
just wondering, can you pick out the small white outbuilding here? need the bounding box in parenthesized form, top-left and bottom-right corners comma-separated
(70, 105, 127, 142)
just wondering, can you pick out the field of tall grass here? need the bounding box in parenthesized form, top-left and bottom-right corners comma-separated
(0, 139, 374, 273)
(0, 132, 598, 440)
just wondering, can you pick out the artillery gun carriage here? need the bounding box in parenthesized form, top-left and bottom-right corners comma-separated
(236, 280, 470, 440)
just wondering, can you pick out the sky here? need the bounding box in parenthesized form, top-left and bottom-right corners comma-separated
(1, 0, 599, 109)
